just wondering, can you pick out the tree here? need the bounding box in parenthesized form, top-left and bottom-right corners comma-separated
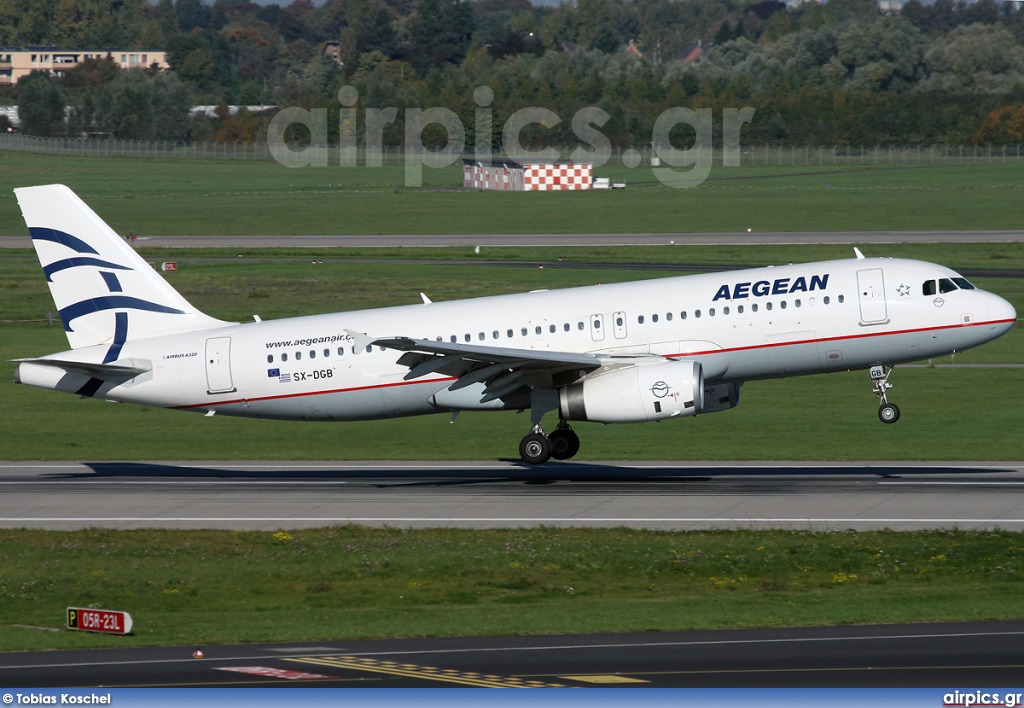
(176, 0, 211, 31)
(150, 71, 192, 140)
(589, 24, 620, 53)
(408, 0, 475, 74)
(17, 71, 66, 137)
(99, 70, 154, 139)
(974, 104, 1024, 144)
(919, 24, 1024, 94)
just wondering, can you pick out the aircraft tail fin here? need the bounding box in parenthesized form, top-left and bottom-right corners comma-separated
(15, 184, 230, 353)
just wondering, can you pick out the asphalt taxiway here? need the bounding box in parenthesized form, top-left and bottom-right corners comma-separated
(4, 230, 1024, 249)
(2, 621, 1023, 687)
(2, 460, 1024, 531)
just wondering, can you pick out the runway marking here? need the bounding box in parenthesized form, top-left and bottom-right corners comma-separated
(548, 662, 1024, 678)
(879, 481, 1024, 486)
(3, 629, 1024, 672)
(287, 655, 563, 688)
(561, 674, 648, 683)
(215, 666, 336, 680)
(3, 517, 1024, 524)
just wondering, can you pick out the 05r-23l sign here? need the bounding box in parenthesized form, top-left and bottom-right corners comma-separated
(67, 607, 133, 635)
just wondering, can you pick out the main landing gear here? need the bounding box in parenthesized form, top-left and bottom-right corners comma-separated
(870, 365, 900, 424)
(519, 421, 581, 465)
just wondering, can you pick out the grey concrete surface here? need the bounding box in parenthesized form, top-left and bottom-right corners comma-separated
(2, 460, 1023, 531)
(4, 230, 1024, 248)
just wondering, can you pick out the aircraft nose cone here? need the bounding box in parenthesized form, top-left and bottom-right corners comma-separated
(989, 294, 1016, 334)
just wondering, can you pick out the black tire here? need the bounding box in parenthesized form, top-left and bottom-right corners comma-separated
(519, 433, 552, 465)
(878, 403, 900, 424)
(548, 429, 581, 460)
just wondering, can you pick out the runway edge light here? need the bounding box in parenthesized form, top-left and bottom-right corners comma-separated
(67, 607, 133, 635)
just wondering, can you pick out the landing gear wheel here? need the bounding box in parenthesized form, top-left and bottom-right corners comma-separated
(548, 429, 580, 460)
(878, 403, 900, 424)
(520, 433, 552, 465)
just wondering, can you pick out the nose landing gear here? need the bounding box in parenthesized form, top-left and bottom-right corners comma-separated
(870, 365, 900, 424)
(519, 421, 581, 464)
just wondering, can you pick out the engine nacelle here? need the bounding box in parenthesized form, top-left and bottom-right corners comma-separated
(559, 360, 704, 423)
(701, 382, 742, 414)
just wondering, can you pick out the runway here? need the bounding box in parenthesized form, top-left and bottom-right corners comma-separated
(3, 460, 1024, 531)
(2, 620, 1023, 687)
(3, 230, 1024, 248)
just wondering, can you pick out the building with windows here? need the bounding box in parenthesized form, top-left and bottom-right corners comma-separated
(0, 48, 169, 85)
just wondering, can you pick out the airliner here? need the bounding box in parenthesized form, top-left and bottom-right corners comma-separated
(12, 184, 1017, 463)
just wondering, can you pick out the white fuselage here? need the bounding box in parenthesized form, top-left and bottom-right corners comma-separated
(17, 257, 1017, 423)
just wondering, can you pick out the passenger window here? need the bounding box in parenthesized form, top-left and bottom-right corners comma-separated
(593, 319, 601, 329)
(282, 353, 288, 362)
(709, 308, 715, 317)
(838, 295, 845, 303)
(535, 326, 542, 335)
(479, 332, 485, 341)
(366, 345, 373, 353)
(794, 300, 801, 308)
(493, 331, 499, 339)
(337, 347, 345, 356)
(695, 310, 701, 318)
(507, 329, 514, 338)
(652, 314, 659, 323)
(267, 354, 274, 363)
(549, 324, 556, 333)
(450, 335, 457, 343)
(464, 334, 471, 342)
(681, 311, 687, 320)
(521, 327, 528, 336)
(295, 351, 302, 360)
(616, 316, 623, 326)
(780, 301, 787, 310)
(638, 315, 645, 324)
(723, 306, 730, 315)
(766, 302, 773, 311)
(923, 280, 937, 296)
(823, 296, 830, 305)
(939, 278, 957, 293)
(563, 323, 570, 332)
(310, 350, 316, 359)
(737, 305, 744, 313)
(666, 312, 673, 321)
(953, 277, 975, 290)
(577, 322, 584, 330)
(324, 348, 329, 357)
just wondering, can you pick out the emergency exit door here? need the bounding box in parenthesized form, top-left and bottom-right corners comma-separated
(856, 269, 888, 324)
(205, 337, 235, 394)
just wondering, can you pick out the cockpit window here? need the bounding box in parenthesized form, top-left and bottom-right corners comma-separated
(939, 278, 957, 293)
(923, 280, 936, 296)
(952, 277, 976, 290)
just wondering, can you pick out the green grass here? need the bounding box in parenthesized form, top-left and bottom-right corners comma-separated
(2, 152, 1024, 235)
(2, 527, 1023, 651)
(1, 248, 1021, 461)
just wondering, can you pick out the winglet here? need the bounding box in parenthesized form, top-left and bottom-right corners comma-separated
(344, 328, 374, 354)
(854, 247, 865, 260)
(420, 293, 432, 305)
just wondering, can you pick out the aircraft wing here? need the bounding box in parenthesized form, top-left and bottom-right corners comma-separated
(365, 335, 604, 402)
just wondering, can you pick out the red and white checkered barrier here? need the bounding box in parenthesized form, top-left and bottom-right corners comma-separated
(463, 163, 524, 191)
(524, 163, 592, 191)
(463, 161, 593, 191)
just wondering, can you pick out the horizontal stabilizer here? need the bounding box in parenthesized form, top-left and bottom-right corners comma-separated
(12, 357, 151, 379)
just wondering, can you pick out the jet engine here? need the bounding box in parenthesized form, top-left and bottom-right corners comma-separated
(558, 360, 704, 423)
